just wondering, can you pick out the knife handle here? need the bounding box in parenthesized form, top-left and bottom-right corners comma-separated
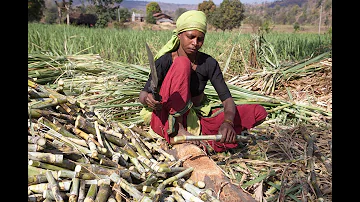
(153, 91, 162, 102)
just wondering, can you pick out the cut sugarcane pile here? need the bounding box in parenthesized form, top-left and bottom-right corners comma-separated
(28, 52, 332, 202)
(28, 78, 221, 202)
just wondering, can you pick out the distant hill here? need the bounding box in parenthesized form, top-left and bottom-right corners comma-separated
(71, 0, 198, 13)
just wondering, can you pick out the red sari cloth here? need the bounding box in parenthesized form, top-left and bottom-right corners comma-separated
(150, 56, 192, 143)
(149, 56, 268, 152)
(200, 104, 268, 152)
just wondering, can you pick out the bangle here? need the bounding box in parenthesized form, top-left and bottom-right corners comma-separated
(223, 119, 234, 127)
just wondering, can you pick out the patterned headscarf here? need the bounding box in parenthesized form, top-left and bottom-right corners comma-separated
(154, 10, 207, 60)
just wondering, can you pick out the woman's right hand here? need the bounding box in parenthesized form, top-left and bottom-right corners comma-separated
(144, 93, 162, 111)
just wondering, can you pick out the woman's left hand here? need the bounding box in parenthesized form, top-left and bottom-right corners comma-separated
(218, 122, 237, 143)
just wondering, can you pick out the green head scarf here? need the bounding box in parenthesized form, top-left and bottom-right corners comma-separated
(154, 10, 207, 60)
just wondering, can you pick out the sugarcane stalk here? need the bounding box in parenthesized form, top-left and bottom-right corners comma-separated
(128, 125, 155, 139)
(28, 180, 72, 194)
(167, 186, 204, 202)
(94, 121, 104, 147)
(58, 169, 97, 180)
(42, 189, 68, 201)
(38, 117, 78, 139)
(109, 173, 152, 202)
(45, 170, 64, 202)
(29, 97, 66, 109)
(29, 160, 71, 172)
(137, 155, 171, 173)
(28, 173, 48, 185)
(29, 108, 75, 122)
(78, 179, 86, 202)
(97, 124, 123, 139)
(68, 177, 80, 202)
(110, 183, 123, 202)
(28, 135, 47, 146)
(128, 128, 153, 159)
(170, 134, 252, 144)
(103, 132, 128, 148)
(172, 191, 186, 202)
(75, 115, 97, 136)
(153, 167, 194, 202)
(107, 194, 117, 202)
(28, 78, 67, 101)
(28, 152, 63, 164)
(59, 102, 77, 116)
(175, 179, 219, 202)
(76, 163, 116, 176)
(94, 179, 112, 202)
(87, 139, 99, 158)
(131, 136, 148, 158)
(28, 193, 45, 202)
(144, 141, 176, 162)
(28, 143, 44, 152)
(84, 184, 98, 202)
(28, 165, 58, 179)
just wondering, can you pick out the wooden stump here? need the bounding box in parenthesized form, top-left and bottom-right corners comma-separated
(170, 143, 257, 202)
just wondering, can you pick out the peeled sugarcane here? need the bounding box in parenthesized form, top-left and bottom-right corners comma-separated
(94, 179, 112, 202)
(28, 180, 72, 194)
(84, 183, 98, 202)
(28, 152, 63, 164)
(167, 186, 204, 202)
(45, 170, 65, 202)
(174, 178, 220, 202)
(68, 177, 80, 202)
(109, 172, 152, 202)
(153, 167, 194, 202)
(169, 134, 254, 144)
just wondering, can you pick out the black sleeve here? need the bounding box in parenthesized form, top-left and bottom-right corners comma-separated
(142, 53, 172, 92)
(208, 59, 232, 101)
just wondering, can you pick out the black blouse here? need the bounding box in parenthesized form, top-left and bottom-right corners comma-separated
(142, 52, 232, 101)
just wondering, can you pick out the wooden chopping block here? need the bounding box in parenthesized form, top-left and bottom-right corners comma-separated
(169, 143, 257, 202)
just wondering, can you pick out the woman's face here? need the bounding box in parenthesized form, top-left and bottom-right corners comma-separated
(178, 30, 205, 55)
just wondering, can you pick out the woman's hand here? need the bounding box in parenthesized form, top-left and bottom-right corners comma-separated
(144, 93, 162, 111)
(218, 121, 237, 143)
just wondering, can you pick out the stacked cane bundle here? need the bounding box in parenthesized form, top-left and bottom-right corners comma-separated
(28, 78, 218, 202)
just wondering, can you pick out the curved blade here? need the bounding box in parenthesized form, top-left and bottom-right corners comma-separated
(145, 43, 161, 101)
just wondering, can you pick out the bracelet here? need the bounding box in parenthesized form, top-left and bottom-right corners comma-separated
(223, 119, 234, 127)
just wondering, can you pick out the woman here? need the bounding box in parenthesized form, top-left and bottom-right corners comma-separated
(139, 10, 268, 153)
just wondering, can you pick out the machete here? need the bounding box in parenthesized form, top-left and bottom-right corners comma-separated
(145, 43, 161, 102)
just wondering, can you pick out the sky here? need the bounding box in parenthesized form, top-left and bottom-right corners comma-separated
(154, 0, 275, 5)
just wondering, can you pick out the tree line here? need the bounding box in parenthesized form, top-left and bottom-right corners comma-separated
(28, 0, 331, 32)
